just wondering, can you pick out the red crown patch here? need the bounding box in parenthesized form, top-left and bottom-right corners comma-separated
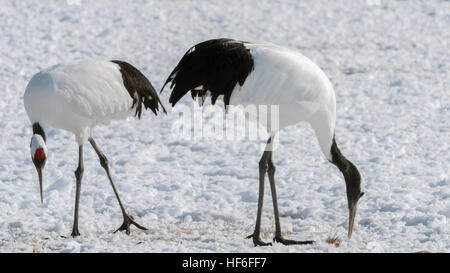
(35, 148, 46, 160)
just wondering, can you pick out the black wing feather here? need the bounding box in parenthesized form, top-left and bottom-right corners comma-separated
(161, 38, 254, 107)
(111, 60, 166, 118)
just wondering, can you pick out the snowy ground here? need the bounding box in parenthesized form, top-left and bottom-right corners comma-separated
(0, 0, 449, 253)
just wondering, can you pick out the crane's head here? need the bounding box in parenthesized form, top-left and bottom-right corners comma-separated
(330, 136, 364, 239)
(31, 134, 47, 204)
(342, 160, 364, 239)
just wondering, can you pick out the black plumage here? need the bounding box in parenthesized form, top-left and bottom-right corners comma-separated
(32, 122, 46, 142)
(111, 60, 166, 117)
(330, 136, 364, 206)
(161, 38, 254, 107)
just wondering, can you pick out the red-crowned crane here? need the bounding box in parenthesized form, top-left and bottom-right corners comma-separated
(24, 60, 166, 237)
(161, 38, 365, 246)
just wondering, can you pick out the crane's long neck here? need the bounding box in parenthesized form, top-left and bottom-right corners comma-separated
(330, 136, 352, 173)
(309, 110, 360, 187)
(309, 110, 335, 161)
(32, 122, 46, 142)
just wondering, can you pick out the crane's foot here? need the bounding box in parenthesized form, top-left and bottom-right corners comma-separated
(273, 235, 314, 245)
(114, 214, 147, 235)
(71, 227, 80, 238)
(247, 233, 272, 247)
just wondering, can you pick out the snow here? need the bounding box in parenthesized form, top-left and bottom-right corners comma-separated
(0, 0, 449, 252)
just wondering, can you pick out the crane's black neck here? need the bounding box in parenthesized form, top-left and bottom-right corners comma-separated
(330, 136, 351, 175)
(33, 122, 46, 142)
(330, 136, 363, 202)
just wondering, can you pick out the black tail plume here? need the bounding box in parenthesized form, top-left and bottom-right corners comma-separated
(160, 38, 254, 107)
(111, 60, 166, 118)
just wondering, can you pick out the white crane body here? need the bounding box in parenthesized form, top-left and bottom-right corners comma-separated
(24, 60, 139, 144)
(229, 43, 337, 159)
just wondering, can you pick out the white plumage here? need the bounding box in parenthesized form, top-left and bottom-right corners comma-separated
(24, 60, 137, 144)
(229, 43, 337, 160)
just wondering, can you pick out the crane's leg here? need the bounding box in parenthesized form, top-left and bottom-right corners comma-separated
(88, 137, 147, 235)
(71, 145, 83, 237)
(246, 138, 273, 246)
(267, 150, 314, 245)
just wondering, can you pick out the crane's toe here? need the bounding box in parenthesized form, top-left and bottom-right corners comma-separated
(273, 235, 314, 245)
(71, 228, 80, 238)
(246, 233, 272, 247)
(114, 214, 148, 235)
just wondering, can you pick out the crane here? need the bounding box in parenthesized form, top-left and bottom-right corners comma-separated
(24, 60, 166, 237)
(161, 38, 364, 246)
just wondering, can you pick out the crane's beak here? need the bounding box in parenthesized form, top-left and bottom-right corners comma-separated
(348, 201, 358, 238)
(37, 167, 44, 204)
(347, 191, 364, 238)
